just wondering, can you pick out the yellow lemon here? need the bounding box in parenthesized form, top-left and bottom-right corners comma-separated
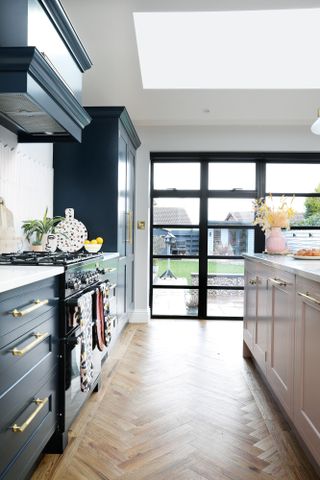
(84, 240, 90, 244)
(96, 237, 103, 244)
(91, 239, 98, 244)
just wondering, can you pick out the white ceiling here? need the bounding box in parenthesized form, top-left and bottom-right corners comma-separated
(62, 0, 320, 127)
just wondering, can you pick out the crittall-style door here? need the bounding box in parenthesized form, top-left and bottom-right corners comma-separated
(150, 154, 320, 319)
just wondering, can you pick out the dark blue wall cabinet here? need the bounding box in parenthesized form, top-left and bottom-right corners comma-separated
(54, 107, 141, 320)
(0, 0, 92, 142)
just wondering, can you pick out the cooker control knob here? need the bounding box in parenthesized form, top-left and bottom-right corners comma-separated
(81, 275, 89, 285)
(86, 273, 93, 283)
(67, 279, 78, 290)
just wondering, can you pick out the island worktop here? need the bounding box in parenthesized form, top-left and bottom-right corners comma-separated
(243, 253, 320, 283)
(0, 265, 64, 294)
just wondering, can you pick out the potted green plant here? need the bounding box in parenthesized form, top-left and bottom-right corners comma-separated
(22, 208, 64, 252)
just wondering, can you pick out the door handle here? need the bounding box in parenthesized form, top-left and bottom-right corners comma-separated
(126, 211, 133, 244)
(268, 277, 287, 287)
(297, 291, 320, 306)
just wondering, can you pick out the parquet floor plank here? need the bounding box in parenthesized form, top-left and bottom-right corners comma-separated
(33, 320, 319, 480)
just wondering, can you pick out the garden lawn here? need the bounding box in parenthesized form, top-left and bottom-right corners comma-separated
(156, 259, 244, 285)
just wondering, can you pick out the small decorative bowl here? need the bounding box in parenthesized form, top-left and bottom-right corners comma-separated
(83, 243, 102, 253)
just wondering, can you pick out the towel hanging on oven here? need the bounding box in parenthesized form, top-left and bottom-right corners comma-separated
(93, 282, 112, 350)
(77, 291, 94, 392)
(101, 282, 112, 346)
(93, 286, 105, 352)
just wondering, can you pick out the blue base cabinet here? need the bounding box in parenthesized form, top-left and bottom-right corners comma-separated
(0, 276, 60, 480)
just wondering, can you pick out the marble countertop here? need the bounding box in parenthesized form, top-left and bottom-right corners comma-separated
(243, 253, 320, 282)
(0, 266, 64, 294)
(101, 252, 119, 260)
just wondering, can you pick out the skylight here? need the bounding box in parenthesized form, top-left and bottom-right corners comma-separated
(133, 9, 320, 89)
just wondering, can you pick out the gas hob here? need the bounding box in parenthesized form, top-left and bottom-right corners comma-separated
(0, 251, 103, 266)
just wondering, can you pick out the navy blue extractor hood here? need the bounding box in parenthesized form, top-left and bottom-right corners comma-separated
(0, 47, 91, 142)
(0, 0, 92, 142)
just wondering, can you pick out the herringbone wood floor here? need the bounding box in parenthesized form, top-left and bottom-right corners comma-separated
(33, 321, 319, 480)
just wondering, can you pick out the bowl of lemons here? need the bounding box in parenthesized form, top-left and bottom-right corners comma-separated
(83, 237, 103, 253)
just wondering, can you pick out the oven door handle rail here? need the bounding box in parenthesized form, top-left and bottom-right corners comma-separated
(67, 288, 95, 306)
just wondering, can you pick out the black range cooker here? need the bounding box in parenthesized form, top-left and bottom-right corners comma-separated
(0, 251, 116, 452)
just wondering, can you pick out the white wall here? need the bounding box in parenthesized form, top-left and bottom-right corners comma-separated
(0, 126, 53, 245)
(133, 125, 320, 322)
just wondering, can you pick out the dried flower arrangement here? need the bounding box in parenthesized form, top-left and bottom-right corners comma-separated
(253, 195, 296, 233)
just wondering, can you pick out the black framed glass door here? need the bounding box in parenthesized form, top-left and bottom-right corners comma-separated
(150, 153, 320, 319)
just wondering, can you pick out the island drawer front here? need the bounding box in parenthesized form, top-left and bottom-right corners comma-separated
(0, 365, 57, 477)
(0, 277, 59, 349)
(0, 308, 59, 398)
(296, 276, 320, 300)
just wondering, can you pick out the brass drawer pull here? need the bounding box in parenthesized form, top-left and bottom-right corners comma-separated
(269, 277, 287, 287)
(248, 279, 257, 285)
(11, 397, 48, 433)
(298, 291, 320, 306)
(11, 299, 49, 317)
(11, 332, 48, 357)
(106, 268, 116, 273)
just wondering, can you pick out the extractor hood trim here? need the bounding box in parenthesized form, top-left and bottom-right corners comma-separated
(0, 47, 91, 141)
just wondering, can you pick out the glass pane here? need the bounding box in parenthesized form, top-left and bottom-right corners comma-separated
(208, 198, 254, 225)
(266, 196, 320, 227)
(284, 230, 320, 253)
(208, 228, 254, 256)
(209, 162, 256, 190)
(153, 259, 199, 286)
(153, 228, 199, 255)
(152, 288, 198, 316)
(207, 260, 244, 286)
(207, 289, 244, 317)
(266, 163, 320, 193)
(154, 162, 200, 190)
(153, 198, 200, 225)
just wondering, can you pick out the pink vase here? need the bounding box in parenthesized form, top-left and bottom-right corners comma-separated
(265, 227, 287, 254)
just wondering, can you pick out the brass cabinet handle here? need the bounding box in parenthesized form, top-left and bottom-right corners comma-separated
(11, 332, 48, 357)
(297, 291, 320, 306)
(268, 277, 287, 287)
(11, 397, 48, 433)
(248, 279, 257, 285)
(11, 299, 49, 317)
(106, 268, 116, 273)
(126, 211, 133, 244)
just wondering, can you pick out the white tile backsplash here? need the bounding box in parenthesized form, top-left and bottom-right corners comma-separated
(0, 127, 53, 241)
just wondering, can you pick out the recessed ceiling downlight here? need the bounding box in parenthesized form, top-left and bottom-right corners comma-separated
(133, 9, 320, 89)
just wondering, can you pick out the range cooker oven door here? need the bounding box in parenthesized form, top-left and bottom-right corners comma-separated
(64, 325, 101, 432)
